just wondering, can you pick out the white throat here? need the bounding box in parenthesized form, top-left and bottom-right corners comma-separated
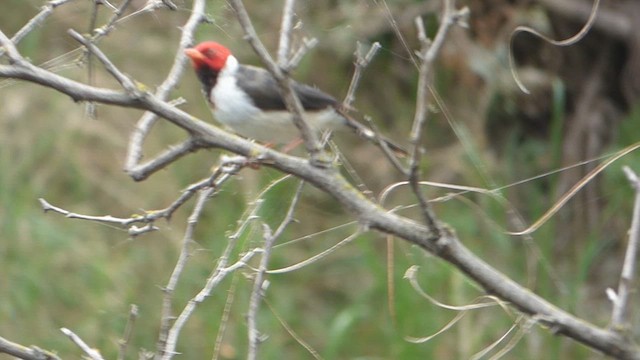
(221, 55, 239, 75)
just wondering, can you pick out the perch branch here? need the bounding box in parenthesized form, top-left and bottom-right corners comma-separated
(610, 167, 640, 329)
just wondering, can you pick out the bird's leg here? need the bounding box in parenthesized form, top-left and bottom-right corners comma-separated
(280, 138, 304, 154)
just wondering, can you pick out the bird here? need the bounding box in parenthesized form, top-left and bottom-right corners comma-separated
(184, 41, 406, 155)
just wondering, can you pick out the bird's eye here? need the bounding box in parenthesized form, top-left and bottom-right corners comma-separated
(205, 49, 216, 58)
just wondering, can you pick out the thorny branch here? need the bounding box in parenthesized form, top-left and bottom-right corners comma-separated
(38, 155, 245, 236)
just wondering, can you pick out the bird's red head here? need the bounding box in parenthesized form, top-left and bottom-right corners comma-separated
(185, 42, 232, 72)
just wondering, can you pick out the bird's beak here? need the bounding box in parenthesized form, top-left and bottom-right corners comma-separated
(184, 48, 206, 66)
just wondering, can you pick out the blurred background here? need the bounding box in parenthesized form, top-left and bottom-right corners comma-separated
(2, 0, 640, 358)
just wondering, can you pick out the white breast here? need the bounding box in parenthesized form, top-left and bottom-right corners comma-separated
(210, 56, 343, 143)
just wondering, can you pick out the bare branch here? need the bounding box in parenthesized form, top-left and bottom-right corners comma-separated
(248, 182, 303, 359)
(0, 0, 75, 58)
(60, 327, 104, 360)
(286, 37, 318, 70)
(363, 115, 407, 174)
(127, 138, 202, 182)
(124, 0, 207, 174)
(610, 166, 640, 329)
(265, 300, 323, 359)
(0, 30, 25, 64)
(117, 304, 139, 360)
(0, 335, 61, 360)
(156, 186, 216, 357)
(159, 199, 266, 360)
(39, 154, 245, 236)
(68, 29, 139, 95)
(92, 0, 134, 40)
(247, 225, 275, 360)
(277, 0, 296, 67)
(407, 1, 468, 232)
(158, 178, 294, 359)
(343, 42, 381, 109)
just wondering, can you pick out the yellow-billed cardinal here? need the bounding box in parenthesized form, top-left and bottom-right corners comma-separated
(185, 41, 406, 155)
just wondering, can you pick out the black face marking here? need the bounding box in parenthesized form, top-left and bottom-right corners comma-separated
(195, 66, 219, 103)
(235, 65, 338, 111)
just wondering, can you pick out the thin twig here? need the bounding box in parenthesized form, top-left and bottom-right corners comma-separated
(610, 166, 640, 330)
(277, 0, 296, 67)
(156, 187, 215, 358)
(0, 0, 75, 58)
(408, 0, 463, 233)
(39, 154, 245, 235)
(407, 16, 438, 233)
(83, 0, 102, 118)
(92, 0, 134, 40)
(68, 29, 139, 95)
(212, 274, 239, 360)
(286, 37, 318, 70)
(127, 138, 201, 182)
(266, 231, 360, 274)
(265, 299, 323, 360)
(83, 0, 134, 119)
(60, 327, 105, 360)
(343, 42, 381, 109)
(158, 178, 296, 359)
(162, 249, 261, 360)
(247, 182, 304, 360)
(247, 224, 275, 360)
(363, 115, 407, 174)
(117, 304, 139, 360)
(124, 0, 206, 174)
(159, 199, 267, 360)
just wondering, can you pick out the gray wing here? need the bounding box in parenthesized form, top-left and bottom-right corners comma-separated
(236, 65, 338, 111)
